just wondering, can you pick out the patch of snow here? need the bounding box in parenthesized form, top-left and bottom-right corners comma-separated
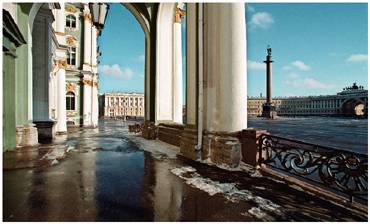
(51, 159, 59, 166)
(125, 135, 179, 159)
(171, 165, 283, 221)
(248, 207, 266, 219)
(253, 186, 266, 191)
(171, 166, 196, 176)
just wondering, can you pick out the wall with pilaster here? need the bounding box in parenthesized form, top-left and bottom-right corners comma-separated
(15, 4, 32, 126)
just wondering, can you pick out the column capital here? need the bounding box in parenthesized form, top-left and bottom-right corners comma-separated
(57, 59, 67, 69)
(84, 13, 92, 21)
(175, 8, 186, 23)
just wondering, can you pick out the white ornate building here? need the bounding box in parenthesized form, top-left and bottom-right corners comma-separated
(248, 83, 368, 117)
(62, 3, 100, 128)
(2, 2, 104, 150)
(100, 93, 144, 118)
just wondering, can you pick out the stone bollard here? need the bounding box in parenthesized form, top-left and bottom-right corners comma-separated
(239, 128, 269, 167)
(203, 132, 242, 168)
(180, 127, 200, 160)
(142, 121, 157, 140)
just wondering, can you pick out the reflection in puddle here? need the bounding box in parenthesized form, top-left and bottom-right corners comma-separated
(3, 119, 367, 221)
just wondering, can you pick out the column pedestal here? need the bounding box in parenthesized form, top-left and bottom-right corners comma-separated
(239, 129, 269, 166)
(16, 124, 39, 147)
(202, 131, 242, 168)
(157, 123, 184, 146)
(261, 103, 277, 119)
(179, 127, 200, 160)
(142, 121, 157, 140)
(34, 121, 56, 143)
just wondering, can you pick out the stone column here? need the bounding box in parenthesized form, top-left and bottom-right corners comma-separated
(55, 60, 67, 134)
(91, 25, 98, 74)
(180, 3, 199, 160)
(55, 3, 65, 35)
(204, 3, 247, 132)
(83, 5, 92, 71)
(83, 77, 92, 127)
(173, 8, 184, 124)
(201, 3, 247, 168)
(265, 53, 273, 104)
(32, 8, 56, 142)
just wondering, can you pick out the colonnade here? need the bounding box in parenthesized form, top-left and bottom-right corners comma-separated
(143, 3, 247, 167)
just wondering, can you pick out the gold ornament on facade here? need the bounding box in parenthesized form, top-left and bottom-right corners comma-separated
(82, 79, 93, 87)
(65, 5, 78, 13)
(84, 13, 91, 21)
(57, 60, 67, 69)
(66, 83, 76, 93)
(66, 36, 76, 46)
(67, 111, 77, 117)
(175, 8, 186, 23)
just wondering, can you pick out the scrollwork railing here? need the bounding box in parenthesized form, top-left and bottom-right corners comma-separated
(128, 123, 144, 133)
(258, 134, 368, 203)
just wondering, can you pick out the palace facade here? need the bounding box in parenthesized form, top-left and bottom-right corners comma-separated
(2, 3, 105, 150)
(248, 83, 368, 117)
(100, 93, 145, 118)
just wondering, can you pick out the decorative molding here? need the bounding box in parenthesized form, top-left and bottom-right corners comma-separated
(66, 36, 77, 46)
(84, 13, 91, 21)
(57, 59, 67, 69)
(65, 5, 78, 13)
(175, 8, 186, 23)
(82, 79, 99, 87)
(54, 31, 65, 36)
(67, 111, 77, 117)
(66, 83, 76, 93)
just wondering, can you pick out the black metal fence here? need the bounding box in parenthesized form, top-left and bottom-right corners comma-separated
(258, 134, 368, 203)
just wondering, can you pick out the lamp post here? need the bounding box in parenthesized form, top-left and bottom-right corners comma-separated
(89, 3, 110, 30)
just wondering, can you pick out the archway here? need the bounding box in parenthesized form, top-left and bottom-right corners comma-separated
(31, 3, 57, 142)
(341, 98, 366, 117)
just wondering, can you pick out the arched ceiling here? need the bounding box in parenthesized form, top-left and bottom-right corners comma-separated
(121, 3, 159, 36)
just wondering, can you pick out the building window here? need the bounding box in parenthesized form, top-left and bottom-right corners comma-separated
(66, 91, 76, 110)
(67, 46, 76, 66)
(66, 14, 77, 28)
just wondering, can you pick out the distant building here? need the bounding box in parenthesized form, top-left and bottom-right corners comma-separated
(248, 83, 368, 117)
(64, 3, 100, 127)
(100, 93, 145, 118)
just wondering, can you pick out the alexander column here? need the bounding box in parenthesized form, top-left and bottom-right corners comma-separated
(262, 45, 277, 119)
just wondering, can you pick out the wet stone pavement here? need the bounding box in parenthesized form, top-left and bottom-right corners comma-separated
(3, 119, 367, 221)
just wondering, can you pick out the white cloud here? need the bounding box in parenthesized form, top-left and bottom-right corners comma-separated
(250, 12, 274, 29)
(247, 5, 255, 13)
(248, 60, 265, 70)
(347, 54, 368, 63)
(285, 72, 332, 90)
(98, 64, 133, 79)
(137, 54, 145, 62)
(302, 78, 330, 89)
(283, 60, 311, 71)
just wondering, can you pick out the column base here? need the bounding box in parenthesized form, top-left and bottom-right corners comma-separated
(157, 123, 184, 146)
(261, 103, 277, 119)
(239, 128, 269, 166)
(56, 131, 67, 135)
(180, 127, 200, 160)
(202, 131, 242, 168)
(16, 123, 39, 147)
(142, 121, 157, 140)
(34, 121, 57, 144)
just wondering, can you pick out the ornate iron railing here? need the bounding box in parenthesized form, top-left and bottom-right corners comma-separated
(128, 123, 143, 133)
(258, 134, 368, 203)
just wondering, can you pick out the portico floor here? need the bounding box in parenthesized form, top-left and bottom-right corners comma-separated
(3, 119, 367, 221)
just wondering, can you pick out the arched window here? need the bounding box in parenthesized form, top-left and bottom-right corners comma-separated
(66, 91, 75, 110)
(66, 14, 76, 28)
(67, 46, 76, 66)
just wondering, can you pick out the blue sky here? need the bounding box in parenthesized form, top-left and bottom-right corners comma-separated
(98, 3, 368, 97)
